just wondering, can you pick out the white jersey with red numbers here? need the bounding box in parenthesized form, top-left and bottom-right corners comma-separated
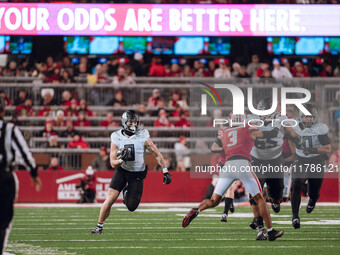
(218, 124, 258, 161)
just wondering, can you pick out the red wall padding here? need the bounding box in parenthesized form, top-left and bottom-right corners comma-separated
(15, 171, 339, 203)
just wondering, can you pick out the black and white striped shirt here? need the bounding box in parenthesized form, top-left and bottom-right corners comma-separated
(0, 118, 37, 177)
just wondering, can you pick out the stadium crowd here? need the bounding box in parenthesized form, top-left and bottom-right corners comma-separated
(1, 54, 340, 83)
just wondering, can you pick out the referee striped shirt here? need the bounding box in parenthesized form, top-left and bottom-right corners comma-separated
(0, 118, 37, 177)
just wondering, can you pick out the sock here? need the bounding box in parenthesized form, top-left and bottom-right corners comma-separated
(194, 208, 200, 213)
(97, 222, 103, 228)
(267, 228, 273, 232)
(224, 198, 233, 214)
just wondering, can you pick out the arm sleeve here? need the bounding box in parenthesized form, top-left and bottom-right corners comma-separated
(11, 126, 37, 177)
(318, 134, 330, 146)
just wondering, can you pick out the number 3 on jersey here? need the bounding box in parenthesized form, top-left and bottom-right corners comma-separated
(227, 130, 237, 147)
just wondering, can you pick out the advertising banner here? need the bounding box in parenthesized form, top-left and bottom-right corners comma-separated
(0, 4, 339, 36)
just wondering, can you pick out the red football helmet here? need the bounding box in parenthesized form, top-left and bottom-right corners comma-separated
(228, 113, 247, 127)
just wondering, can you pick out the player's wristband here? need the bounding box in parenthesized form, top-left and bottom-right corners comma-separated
(162, 168, 168, 174)
(30, 167, 38, 178)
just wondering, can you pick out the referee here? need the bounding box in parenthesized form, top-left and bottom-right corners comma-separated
(0, 96, 42, 254)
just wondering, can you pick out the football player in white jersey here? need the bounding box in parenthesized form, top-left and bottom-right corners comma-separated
(249, 98, 300, 238)
(291, 104, 331, 229)
(91, 110, 171, 234)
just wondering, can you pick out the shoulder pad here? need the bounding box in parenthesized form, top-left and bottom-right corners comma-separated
(110, 130, 122, 143)
(314, 123, 329, 135)
(137, 129, 150, 139)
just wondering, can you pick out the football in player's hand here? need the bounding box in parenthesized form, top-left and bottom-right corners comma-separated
(117, 148, 128, 160)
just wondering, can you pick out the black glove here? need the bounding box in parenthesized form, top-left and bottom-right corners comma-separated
(117, 148, 132, 161)
(163, 172, 172, 184)
(303, 147, 318, 156)
(292, 135, 302, 150)
(262, 127, 279, 139)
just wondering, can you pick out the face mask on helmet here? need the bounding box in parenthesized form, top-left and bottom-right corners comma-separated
(122, 110, 140, 135)
(256, 98, 278, 121)
(299, 104, 317, 128)
(302, 116, 315, 128)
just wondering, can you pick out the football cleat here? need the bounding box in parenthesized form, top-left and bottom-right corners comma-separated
(182, 208, 199, 228)
(91, 226, 103, 234)
(292, 218, 300, 229)
(268, 229, 284, 241)
(271, 202, 280, 213)
(249, 217, 257, 230)
(221, 213, 228, 222)
(256, 228, 268, 241)
(229, 202, 235, 213)
(306, 199, 316, 213)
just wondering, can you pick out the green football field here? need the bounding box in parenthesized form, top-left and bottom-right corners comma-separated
(6, 204, 340, 255)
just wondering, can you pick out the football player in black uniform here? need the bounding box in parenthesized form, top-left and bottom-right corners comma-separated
(291, 104, 331, 229)
(249, 98, 300, 239)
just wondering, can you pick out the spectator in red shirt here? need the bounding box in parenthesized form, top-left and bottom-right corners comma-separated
(64, 99, 79, 117)
(182, 65, 194, 77)
(168, 91, 188, 108)
(256, 62, 270, 78)
(0, 90, 13, 106)
(40, 88, 56, 106)
(175, 112, 192, 127)
(148, 57, 166, 77)
(95, 64, 109, 83)
(37, 103, 52, 117)
(292, 62, 310, 77)
(320, 64, 334, 77)
(61, 90, 78, 106)
(112, 67, 135, 85)
(45, 64, 62, 83)
(40, 119, 58, 138)
(68, 133, 90, 149)
(168, 63, 182, 77)
(172, 104, 189, 117)
(3, 61, 18, 77)
(154, 109, 174, 127)
(46, 157, 64, 171)
(16, 99, 35, 117)
(147, 89, 162, 107)
(74, 111, 91, 127)
(205, 60, 216, 77)
(54, 110, 67, 127)
(100, 112, 119, 127)
(77, 99, 94, 117)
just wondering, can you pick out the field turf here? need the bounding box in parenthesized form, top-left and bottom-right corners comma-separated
(6, 204, 340, 255)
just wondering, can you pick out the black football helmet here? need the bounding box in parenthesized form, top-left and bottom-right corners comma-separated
(299, 104, 317, 128)
(121, 110, 140, 135)
(257, 98, 278, 121)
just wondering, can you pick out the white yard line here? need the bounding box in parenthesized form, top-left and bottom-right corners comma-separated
(65, 245, 340, 249)
(20, 238, 340, 242)
(14, 202, 340, 208)
(5, 241, 78, 255)
(12, 226, 340, 230)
